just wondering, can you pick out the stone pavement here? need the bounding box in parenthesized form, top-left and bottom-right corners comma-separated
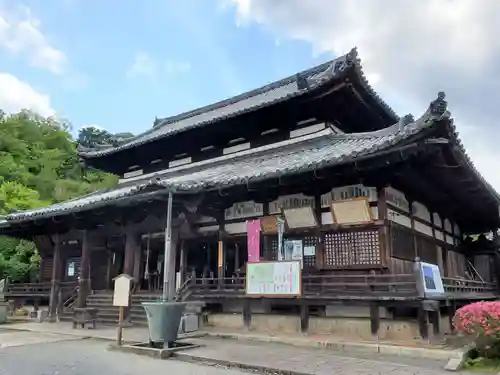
(0, 338, 250, 375)
(0, 330, 81, 348)
(176, 337, 470, 375)
(1, 321, 150, 343)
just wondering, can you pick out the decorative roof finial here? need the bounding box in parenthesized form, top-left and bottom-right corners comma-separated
(398, 114, 415, 131)
(430, 91, 448, 118)
(346, 47, 358, 65)
(153, 117, 161, 128)
(296, 73, 310, 90)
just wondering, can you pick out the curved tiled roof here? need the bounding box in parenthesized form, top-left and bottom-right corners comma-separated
(78, 48, 399, 158)
(4, 98, 450, 223)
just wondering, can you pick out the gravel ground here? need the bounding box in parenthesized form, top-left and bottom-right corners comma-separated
(0, 338, 249, 375)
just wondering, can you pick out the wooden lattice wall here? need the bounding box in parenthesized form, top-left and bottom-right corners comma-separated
(322, 229, 381, 268)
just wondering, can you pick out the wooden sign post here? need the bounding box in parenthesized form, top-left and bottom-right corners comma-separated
(112, 274, 133, 346)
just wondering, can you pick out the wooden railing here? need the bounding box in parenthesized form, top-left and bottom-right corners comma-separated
(442, 277, 496, 295)
(183, 274, 419, 300)
(302, 274, 419, 300)
(6, 281, 77, 298)
(180, 273, 498, 301)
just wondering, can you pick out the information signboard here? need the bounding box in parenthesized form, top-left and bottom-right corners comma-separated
(246, 260, 301, 297)
(419, 262, 445, 297)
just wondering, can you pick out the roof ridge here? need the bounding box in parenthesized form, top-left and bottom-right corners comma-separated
(96, 58, 338, 148)
(80, 47, 392, 158)
(153, 61, 334, 130)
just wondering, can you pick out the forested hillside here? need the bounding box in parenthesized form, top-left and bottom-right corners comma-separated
(0, 110, 119, 281)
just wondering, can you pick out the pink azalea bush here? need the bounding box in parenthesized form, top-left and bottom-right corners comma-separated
(453, 301, 500, 358)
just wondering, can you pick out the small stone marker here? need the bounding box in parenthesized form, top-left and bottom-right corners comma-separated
(444, 349, 469, 371)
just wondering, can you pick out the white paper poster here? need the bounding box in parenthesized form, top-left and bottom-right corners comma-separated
(284, 240, 303, 269)
(303, 246, 316, 256)
(67, 262, 75, 277)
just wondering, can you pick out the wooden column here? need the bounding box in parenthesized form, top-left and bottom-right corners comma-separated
(448, 300, 457, 332)
(370, 303, 380, 337)
(234, 244, 240, 271)
(430, 308, 441, 336)
(179, 240, 186, 285)
(123, 230, 139, 278)
(105, 251, 113, 290)
(217, 231, 225, 281)
(377, 187, 390, 264)
(262, 202, 272, 260)
(133, 238, 142, 291)
(408, 199, 418, 258)
(313, 195, 324, 268)
(417, 305, 429, 340)
(300, 302, 309, 333)
(242, 298, 251, 329)
(48, 234, 62, 321)
(76, 230, 91, 308)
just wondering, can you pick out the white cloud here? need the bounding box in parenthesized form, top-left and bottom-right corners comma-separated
(127, 52, 191, 79)
(0, 72, 54, 117)
(226, 0, 500, 192)
(164, 60, 191, 74)
(0, 5, 68, 74)
(126, 52, 157, 79)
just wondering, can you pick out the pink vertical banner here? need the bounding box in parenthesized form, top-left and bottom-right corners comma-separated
(247, 219, 261, 262)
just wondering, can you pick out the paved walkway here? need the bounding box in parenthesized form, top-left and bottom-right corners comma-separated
(0, 330, 80, 348)
(0, 338, 250, 375)
(1, 321, 150, 343)
(0, 323, 473, 374)
(177, 337, 465, 375)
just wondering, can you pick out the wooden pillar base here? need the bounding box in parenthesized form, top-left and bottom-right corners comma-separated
(48, 281, 60, 320)
(430, 308, 441, 336)
(300, 303, 309, 334)
(370, 303, 380, 338)
(417, 305, 429, 340)
(243, 299, 251, 329)
(448, 300, 457, 333)
(76, 278, 91, 308)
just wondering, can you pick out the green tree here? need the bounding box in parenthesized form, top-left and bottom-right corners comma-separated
(0, 111, 120, 281)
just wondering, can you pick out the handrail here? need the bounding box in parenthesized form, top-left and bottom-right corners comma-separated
(184, 272, 498, 300)
(175, 275, 194, 301)
(63, 286, 79, 309)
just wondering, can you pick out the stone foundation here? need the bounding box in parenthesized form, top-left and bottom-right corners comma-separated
(205, 313, 452, 343)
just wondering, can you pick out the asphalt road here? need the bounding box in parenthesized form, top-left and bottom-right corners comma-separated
(0, 332, 248, 375)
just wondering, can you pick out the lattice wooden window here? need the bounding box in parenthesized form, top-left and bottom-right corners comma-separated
(323, 230, 381, 267)
(390, 225, 415, 261)
(270, 238, 278, 261)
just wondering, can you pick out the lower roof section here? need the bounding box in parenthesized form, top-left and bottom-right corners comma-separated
(1, 93, 499, 230)
(2, 121, 425, 223)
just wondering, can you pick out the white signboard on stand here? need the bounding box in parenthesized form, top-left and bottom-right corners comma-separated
(113, 274, 133, 307)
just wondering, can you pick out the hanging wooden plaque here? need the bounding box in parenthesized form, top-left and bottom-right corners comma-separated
(330, 197, 373, 225)
(261, 216, 279, 234)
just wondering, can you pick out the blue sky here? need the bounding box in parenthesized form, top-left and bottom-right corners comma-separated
(0, 0, 330, 135)
(1, 0, 500, 190)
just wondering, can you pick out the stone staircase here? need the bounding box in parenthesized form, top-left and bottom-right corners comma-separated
(60, 291, 202, 327)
